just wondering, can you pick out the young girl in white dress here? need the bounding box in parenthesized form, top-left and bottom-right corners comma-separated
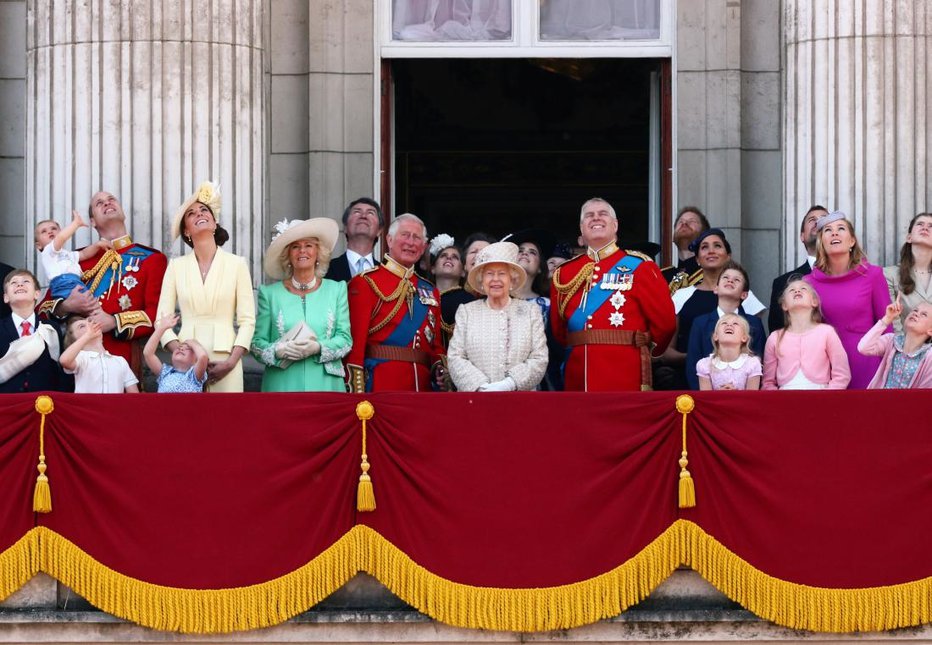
(696, 313, 762, 390)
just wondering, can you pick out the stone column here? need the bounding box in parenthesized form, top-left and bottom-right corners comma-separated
(783, 0, 931, 268)
(26, 0, 266, 274)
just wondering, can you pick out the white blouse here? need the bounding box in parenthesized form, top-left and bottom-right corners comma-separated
(447, 298, 548, 392)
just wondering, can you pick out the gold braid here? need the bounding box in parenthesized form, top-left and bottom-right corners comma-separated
(552, 262, 595, 319)
(363, 274, 414, 335)
(82, 249, 122, 294)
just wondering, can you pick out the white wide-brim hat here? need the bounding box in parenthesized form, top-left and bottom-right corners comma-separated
(171, 181, 222, 241)
(466, 241, 527, 294)
(263, 217, 340, 280)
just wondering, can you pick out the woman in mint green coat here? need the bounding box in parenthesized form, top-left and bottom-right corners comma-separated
(251, 218, 352, 392)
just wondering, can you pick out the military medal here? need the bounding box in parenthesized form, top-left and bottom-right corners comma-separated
(609, 311, 625, 327)
(418, 286, 438, 307)
(125, 257, 141, 272)
(121, 275, 138, 291)
(619, 274, 634, 291)
(610, 291, 626, 309)
(118, 294, 132, 311)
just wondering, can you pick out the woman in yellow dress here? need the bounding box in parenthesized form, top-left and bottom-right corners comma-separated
(156, 182, 255, 392)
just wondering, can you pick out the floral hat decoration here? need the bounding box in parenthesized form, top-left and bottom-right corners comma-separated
(171, 181, 223, 241)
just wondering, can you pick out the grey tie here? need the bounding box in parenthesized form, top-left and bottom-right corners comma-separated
(356, 257, 368, 275)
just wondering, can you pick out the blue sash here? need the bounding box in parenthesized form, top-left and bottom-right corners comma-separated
(567, 254, 643, 333)
(86, 246, 156, 298)
(364, 277, 432, 392)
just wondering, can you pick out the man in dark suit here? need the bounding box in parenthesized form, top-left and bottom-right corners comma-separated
(661, 206, 710, 294)
(768, 205, 827, 333)
(325, 198, 383, 282)
(0, 262, 14, 318)
(0, 269, 67, 393)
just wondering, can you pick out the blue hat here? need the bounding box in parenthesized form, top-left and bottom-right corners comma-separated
(688, 227, 731, 255)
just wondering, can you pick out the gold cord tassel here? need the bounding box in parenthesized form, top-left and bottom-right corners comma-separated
(356, 401, 376, 512)
(676, 394, 696, 509)
(33, 395, 55, 513)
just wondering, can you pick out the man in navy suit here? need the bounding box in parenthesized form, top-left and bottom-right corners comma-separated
(0, 270, 67, 393)
(325, 198, 383, 282)
(768, 205, 827, 333)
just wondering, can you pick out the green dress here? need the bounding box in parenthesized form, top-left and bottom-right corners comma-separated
(251, 280, 352, 392)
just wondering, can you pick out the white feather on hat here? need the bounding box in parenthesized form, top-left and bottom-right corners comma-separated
(263, 217, 340, 280)
(466, 241, 527, 294)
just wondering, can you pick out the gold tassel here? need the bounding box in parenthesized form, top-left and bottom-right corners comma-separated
(356, 401, 376, 512)
(675, 394, 696, 509)
(33, 395, 55, 513)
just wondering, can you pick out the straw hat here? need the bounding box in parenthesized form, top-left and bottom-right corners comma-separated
(466, 241, 527, 294)
(171, 181, 222, 241)
(263, 217, 340, 280)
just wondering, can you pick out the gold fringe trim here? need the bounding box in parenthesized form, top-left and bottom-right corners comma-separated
(1, 522, 927, 634)
(678, 520, 932, 633)
(35, 526, 358, 634)
(355, 523, 682, 632)
(0, 530, 40, 602)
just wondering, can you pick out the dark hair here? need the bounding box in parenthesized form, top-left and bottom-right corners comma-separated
(717, 260, 750, 292)
(676, 206, 710, 232)
(898, 213, 932, 296)
(801, 205, 828, 233)
(341, 198, 384, 228)
(688, 228, 732, 255)
(3, 269, 39, 291)
(430, 243, 463, 267)
(462, 232, 497, 251)
(63, 315, 86, 348)
(182, 224, 230, 248)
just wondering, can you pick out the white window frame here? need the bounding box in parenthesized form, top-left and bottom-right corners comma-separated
(377, 0, 673, 59)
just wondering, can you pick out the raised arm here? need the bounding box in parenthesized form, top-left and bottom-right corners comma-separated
(143, 314, 177, 376)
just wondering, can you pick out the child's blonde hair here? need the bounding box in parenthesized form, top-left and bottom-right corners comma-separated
(711, 313, 753, 359)
(776, 278, 823, 353)
(63, 316, 86, 349)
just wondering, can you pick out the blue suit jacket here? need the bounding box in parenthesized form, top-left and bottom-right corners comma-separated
(0, 316, 69, 393)
(685, 309, 767, 390)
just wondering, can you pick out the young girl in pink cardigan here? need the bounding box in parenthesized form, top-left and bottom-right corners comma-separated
(762, 278, 851, 389)
(858, 298, 932, 389)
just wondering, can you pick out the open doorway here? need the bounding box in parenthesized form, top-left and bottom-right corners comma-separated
(388, 58, 667, 255)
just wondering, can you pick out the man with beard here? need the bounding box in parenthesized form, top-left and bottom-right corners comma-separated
(767, 204, 827, 333)
(326, 198, 383, 282)
(662, 207, 710, 294)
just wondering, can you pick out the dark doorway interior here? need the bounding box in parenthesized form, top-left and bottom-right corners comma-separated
(392, 58, 658, 252)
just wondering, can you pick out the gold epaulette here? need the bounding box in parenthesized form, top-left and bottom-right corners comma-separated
(625, 250, 654, 263)
(362, 272, 409, 303)
(668, 268, 703, 295)
(82, 249, 122, 294)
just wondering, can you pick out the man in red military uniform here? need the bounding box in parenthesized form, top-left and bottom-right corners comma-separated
(550, 198, 675, 391)
(346, 213, 445, 392)
(38, 191, 167, 377)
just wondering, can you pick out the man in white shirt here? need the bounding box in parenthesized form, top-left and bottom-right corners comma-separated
(325, 198, 384, 282)
(768, 204, 828, 333)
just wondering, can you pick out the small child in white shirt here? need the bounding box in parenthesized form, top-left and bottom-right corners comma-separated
(59, 316, 139, 393)
(34, 211, 111, 300)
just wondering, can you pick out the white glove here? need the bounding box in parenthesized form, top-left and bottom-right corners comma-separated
(291, 338, 321, 359)
(275, 340, 304, 361)
(478, 377, 516, 392)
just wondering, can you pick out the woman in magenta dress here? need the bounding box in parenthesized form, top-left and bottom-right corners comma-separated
(804, 211, 891, 389)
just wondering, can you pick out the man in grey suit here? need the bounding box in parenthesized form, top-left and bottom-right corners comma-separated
(325, 198, 384, 282)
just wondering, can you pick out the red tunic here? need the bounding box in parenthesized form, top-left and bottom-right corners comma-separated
(38, 238, 167, 374)
(346, 258, 445, 392)
(550, 246, 675, 392)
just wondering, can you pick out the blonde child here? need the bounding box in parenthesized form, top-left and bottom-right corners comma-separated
(60, 316, 138, 393)
(143, 314, 209, 393)
(696, 313, 762, 390)
(857, 298, 932, 388)
(762, 278, 851, 389)
(34, 211, 111, 299)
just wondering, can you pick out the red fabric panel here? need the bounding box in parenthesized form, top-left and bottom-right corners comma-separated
(0, 395, 40, 551)
(682, 390, 932, 587)
(358, 392, 680, 587)
(36, 393, 359, 588)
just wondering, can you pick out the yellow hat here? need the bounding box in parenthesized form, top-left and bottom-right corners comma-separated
(171, 181, 222, 241)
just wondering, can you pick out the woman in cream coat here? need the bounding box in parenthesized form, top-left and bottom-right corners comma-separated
(157, 182, 256, 392)
(447, 241, 547, 392)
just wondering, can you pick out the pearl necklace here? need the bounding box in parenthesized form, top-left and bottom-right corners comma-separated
(291, 275, 317, 291)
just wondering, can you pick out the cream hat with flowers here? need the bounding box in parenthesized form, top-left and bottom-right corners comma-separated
(263, 217, 340, 280)
(171, 181, 222, 241)
(466, 241, 527, 294)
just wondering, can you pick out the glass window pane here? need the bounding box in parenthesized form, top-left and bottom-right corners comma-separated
(539, 0, 660, 40)
(393, 0, 512, 41)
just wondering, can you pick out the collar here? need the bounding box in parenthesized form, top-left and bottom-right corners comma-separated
(11, 311, 36, 331)
(346, 248, 375, 265)
(586, 242, 619, 262)
(807, 255, 816, 268)
(383, 255, 415, 280)
(711, 354, 748, 370)
(111, 235, 134, 251)
(893, 334, 932, 358)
